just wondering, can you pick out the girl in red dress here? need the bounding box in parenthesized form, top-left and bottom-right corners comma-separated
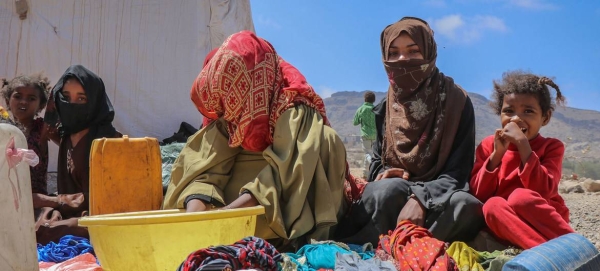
(470, 70, 574, 249)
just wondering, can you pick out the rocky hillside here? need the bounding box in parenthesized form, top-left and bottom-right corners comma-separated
(325, 91, 600, 176)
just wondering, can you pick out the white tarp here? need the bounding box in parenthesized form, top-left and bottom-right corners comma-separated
(1, 0, 254, 170)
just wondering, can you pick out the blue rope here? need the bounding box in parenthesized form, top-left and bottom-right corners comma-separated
(37, 235, 94, 263)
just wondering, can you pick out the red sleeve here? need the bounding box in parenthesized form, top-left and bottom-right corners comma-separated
(518, 139, 564, 199)
(470, 136, 499, 202)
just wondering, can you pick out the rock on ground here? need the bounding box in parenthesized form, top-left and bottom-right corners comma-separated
(582, 179, 600, 193)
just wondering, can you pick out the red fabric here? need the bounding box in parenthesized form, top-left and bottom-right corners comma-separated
(39, 253, 102, 271)
(344, 164, 367, 205)
(201, 48, 219, 128)
(190, 31, 364, 203)
(378, 220, 457, 271)
(178, 237, 280, 271)
(470, 134, 574, 249)
(190, 30, 328, 152)
(482, 188, 574, 249)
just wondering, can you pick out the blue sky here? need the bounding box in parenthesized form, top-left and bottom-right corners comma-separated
(250, 0, 600, 111)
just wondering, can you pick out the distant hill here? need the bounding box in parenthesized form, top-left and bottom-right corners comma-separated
(324, 91, 600, 164)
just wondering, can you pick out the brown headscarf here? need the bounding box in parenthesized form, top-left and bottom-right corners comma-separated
(381, 17, 467, 182)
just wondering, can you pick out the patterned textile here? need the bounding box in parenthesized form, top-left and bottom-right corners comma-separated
(201, 48, 219, 128)
(378, 220, 457, 271)
(191, 30, 328, 152)
(28, 117, 48, 194)
(177, 236, 282, 271)
(373, 248, 398, 267)
(190, 30, 364, 205)
(343, 166, 367, 205)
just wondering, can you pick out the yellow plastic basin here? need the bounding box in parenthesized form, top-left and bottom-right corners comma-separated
(78, 206, 265, 271)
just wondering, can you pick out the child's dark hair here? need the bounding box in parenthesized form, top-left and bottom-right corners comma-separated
(490, 70, 566, 116)
(364, 91, 376, 103)
(1, 73, 51, 112)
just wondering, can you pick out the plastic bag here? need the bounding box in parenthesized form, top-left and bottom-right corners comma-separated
(39, 253, 102, 271)
(5, 136, 39, 168)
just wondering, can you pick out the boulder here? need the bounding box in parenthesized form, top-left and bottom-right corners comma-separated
(566, 184, 585, 194)
(582, 179, 600, 192)
(560, 181, 585, 194)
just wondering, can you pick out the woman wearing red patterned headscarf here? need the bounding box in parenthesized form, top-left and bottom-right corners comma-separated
(163, 31, 350, 247)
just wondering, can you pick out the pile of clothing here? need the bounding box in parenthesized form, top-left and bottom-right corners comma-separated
(160, 142, 185, 193)
(280, 240, 392, 271)
(177, 236, 282, 271)
(172, 221, 600, 271)
(37, 235, 101, 270)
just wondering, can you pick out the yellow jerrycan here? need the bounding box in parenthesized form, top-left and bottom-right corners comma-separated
(89, 135, 163, 215)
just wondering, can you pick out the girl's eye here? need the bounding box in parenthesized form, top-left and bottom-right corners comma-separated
(410, 50, 420, 54)
(388, 52, 399, 58)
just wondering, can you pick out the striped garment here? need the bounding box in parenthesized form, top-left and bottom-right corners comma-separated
(178, 237, 282, 271)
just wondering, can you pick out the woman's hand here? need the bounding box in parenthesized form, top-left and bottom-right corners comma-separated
(375, 168, 410, 181)
(185, 199, 212, 212)
(35, 208, 89, 244)
(397, 197, 426, 226)
(35, 207, 63, 227)
(186, 193, 259, 212)
(222, 193, 259, 210)
(56, 193, 85, 215)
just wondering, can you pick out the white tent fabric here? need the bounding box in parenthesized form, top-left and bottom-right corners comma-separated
(1, 0, 254, 170)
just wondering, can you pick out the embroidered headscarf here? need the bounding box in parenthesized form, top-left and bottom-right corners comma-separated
(381, 17, 467, 182)
(191, 30, 328, 152)
(200, 48, 219, 128)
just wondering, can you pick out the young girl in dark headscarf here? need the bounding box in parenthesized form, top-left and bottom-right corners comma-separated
(36, 65, 121, 244)
(335, 17, 484, 245)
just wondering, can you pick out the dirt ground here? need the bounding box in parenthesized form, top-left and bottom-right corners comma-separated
(562, 192, 600, 250)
